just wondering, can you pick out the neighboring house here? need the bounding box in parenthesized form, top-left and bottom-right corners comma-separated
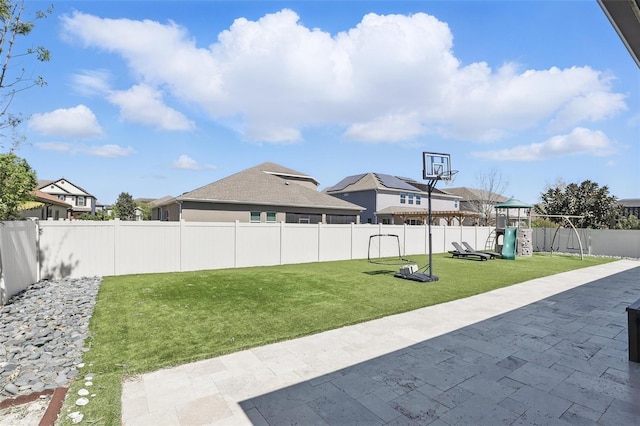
(19, 190, 72, 220)
(443, 187, 509, 226)
(324, 173, 469, 225)
(152, 162, 365, 223)
(149, 196, 175, 221)
(37, 178, 97, 218)
(619, 198, 640, 218)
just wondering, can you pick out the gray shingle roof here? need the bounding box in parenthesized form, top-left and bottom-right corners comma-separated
(178, 162, 364, 211)
(325, 173, 450, 195)
(444, 187, 508, 203)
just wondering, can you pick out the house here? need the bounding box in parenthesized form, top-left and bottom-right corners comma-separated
(19, 190, 72, 220)
(443, 187, 509, 226)
(37, 178, 97, 218)
(324, 173, 471, 225)
(619, 198, 640, 218)
(152, 162, 365, 223)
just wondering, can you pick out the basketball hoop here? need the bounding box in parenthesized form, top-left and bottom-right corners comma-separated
(438, 170, 458, 185)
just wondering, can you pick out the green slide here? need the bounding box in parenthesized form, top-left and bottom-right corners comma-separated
(501, 227, 517, 260)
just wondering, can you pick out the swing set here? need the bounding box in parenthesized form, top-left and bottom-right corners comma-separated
(537, 214, 586, 260)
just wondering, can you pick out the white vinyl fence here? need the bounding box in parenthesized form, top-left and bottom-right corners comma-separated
(0, 221, 38, 304)
(1, 219, 638, 305)
(36, 220, 492, 279)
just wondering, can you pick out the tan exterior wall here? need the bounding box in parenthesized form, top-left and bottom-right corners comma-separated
(176, 201, 360, 224)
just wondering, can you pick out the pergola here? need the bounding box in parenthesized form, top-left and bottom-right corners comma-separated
(385, 208, 480, 226)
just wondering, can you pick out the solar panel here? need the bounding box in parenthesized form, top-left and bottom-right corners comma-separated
(325, 173, 366, 192)
(375, 173, 420, 191)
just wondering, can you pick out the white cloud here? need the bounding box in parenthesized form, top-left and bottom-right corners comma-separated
(107, 84, 195, 131)
(471, 127, 616, 161)
(60, 9, 628, 144)
(71, 69, 112, 96)
(83, 144, 135, 158)
(171, 155, 216, 170)
(29, 105, 104, 138)
(36, 142, 73, 152)
(36, 141, 134, 158)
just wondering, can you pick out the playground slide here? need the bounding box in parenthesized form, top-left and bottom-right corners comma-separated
(501, 227, 517, 260)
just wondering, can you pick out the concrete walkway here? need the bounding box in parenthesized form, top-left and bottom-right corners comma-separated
(122, 259, 640, 425)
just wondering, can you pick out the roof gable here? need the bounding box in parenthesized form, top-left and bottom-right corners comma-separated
(38, 178, 94, 197)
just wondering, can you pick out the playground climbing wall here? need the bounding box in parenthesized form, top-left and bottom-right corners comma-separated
(517, 228, 533, 257)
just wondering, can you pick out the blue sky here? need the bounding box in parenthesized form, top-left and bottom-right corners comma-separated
(10, 0, 639, 205)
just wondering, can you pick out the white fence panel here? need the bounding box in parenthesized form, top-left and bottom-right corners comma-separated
(281, 224, 320, 264)
(318, 224, 352, 262)
(181, 222, 236, 271)
(0, 221, 38, 304)
(39, 221, 115, 279)
(404, 225, 428, 256)
(114, 221, 181, 275)
(591, 229, 640, 258)
(235, 223, 281, 268)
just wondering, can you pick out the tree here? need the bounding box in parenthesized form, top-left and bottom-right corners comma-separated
(135, 201, 152, 221)
(0, 151, 36, 219)
(114, 192, 136, 221)
(0, 0, 53, 150)
(470, 167, 508, 226)
(536, 179, 620, 229)
(617, 214, 640, 230)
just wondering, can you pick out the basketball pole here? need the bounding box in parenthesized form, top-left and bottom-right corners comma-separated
(426, 177, 438, 282)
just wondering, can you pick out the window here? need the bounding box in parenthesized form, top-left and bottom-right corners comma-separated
(382, 218, 391, 224)
(400, 193, 406, 204)
(454, 200, 459, 209)
(266, 212, 277, 223)
(250, 211, 261, 222)
(58, 195, 66, 201)
(408, 194, 414, 205)
(77, 196, 86, 207)
(326, 214, 356, 224)
(285, 212, 322, 224)
(416, 195, 421, 205)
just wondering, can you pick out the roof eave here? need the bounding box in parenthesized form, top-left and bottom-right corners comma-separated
(177, 197, 364, 211)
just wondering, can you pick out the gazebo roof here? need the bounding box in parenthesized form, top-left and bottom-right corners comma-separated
(495, 197, 533, 209)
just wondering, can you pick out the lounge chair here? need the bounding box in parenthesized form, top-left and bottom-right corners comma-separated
(462, 242, 501, 259)
(449, 242, 491, 261)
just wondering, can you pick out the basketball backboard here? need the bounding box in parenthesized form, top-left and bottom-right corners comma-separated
(422, 152, 451, 180)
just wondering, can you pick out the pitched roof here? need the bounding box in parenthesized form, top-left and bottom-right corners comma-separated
(444, 187, 509, 203)
(37, 178, 94, 197)
(178, 162, 364, 211)
(325, 173, 450, 195)
(619, 198, 640, 208)
(32, 190, 72, 207)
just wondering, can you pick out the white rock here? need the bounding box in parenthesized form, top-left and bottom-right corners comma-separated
(68, 411, 84, 424)
(75, 397, 89, 406)
(78, 388, 89, 396)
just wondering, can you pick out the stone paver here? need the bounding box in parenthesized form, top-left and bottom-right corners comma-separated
(122, 260, 640, 425)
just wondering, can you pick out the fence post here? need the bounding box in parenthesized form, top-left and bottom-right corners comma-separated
(280, 221, 284, 266)
(35, 220, 41, 282)
(350, 222, 354, 260)
(180, 220, 185, 272)
(234, 220, 239, 268)
(317, 222, 322, 262)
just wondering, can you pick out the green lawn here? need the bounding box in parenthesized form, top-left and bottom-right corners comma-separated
(57, 253, 615, 425)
